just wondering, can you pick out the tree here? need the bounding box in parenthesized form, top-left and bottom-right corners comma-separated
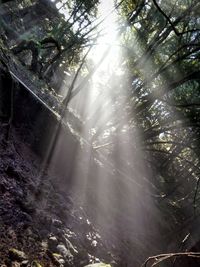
(1, 0, 100, 86)
(74, 0, 200, 258)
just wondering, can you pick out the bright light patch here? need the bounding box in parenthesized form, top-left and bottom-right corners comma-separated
(44, 0, 165, 263)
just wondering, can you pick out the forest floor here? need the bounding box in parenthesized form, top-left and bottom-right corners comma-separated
(0, 121, 116, 267)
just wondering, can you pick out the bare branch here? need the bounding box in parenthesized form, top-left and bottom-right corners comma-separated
(141, 252, 200, 267)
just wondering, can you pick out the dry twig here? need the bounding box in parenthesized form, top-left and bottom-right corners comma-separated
(141, 252, 200, 267)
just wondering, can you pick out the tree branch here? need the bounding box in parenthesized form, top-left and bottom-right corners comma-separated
(141, 252, 200, 267)
(152, 0, 200, 36)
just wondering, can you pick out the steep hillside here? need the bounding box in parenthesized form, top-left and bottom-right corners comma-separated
(0, 122, 115, 266)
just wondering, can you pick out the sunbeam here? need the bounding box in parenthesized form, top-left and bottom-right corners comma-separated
(55, 0, 165, 263)
(1, 0, 200, 266)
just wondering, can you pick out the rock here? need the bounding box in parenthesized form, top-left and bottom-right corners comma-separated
(11, 262, 21, 267)
(41, 240, 48, 250)
(62, 236, 78, 254)
(9, 248, 27, 262)
(24, 227, 33, 236)
(58, 258, 65, 264)
(48, 236, 58, 251)
(52, 253, 65, 264)
(52, 219, 62, 228)
(84, 264, 112, 267)
(39, 228, 49, 238)
(51, 225, 63, 236)
(48, 236, 58, 250)
(7, 227, 17, 239)
(56, 244, 73, 260)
